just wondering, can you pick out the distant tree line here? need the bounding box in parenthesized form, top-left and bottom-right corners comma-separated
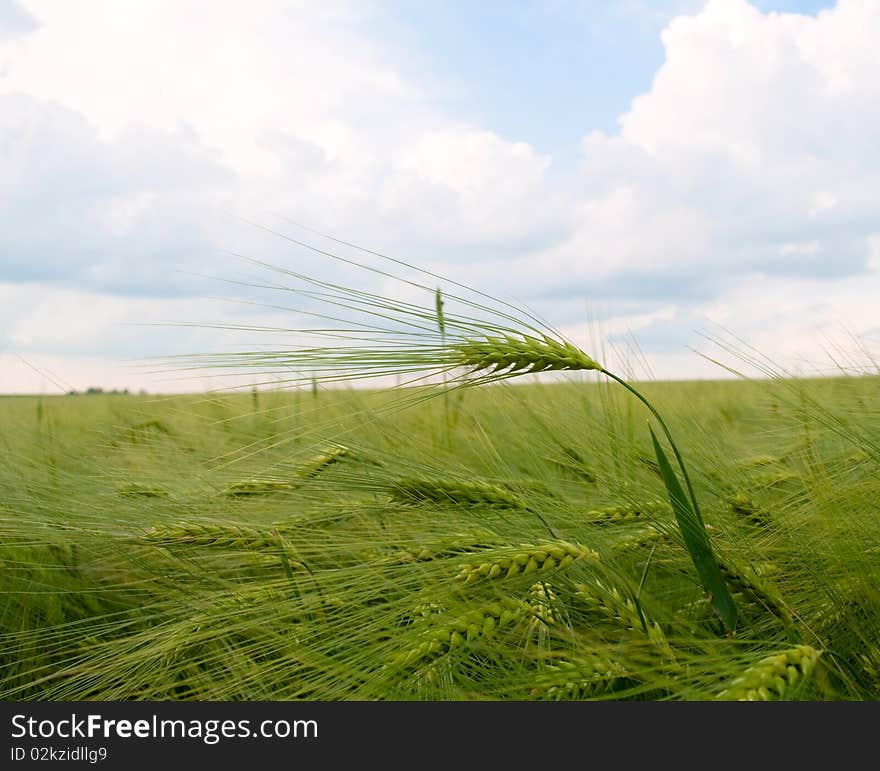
(67, 387, 147, 396)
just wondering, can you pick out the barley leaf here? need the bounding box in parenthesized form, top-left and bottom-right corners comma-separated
(649, 425, 737, 632)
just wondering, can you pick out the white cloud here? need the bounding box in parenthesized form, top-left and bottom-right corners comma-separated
(0, 1, 564, 289)
(868, 234, 880, 273)
(0, 281, 233, 356)
(483, 0, 880, 373)
(1, 1, 415, 175)
(2, 0, 880, 389)
(779, 240, 819, 256)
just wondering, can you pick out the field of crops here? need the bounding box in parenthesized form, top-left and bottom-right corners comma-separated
(2, 371, 879, 701)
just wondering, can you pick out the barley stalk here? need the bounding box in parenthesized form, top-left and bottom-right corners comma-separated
(138, 523, 307, 570)
(728, 491, 772, 527)
(738, 454, 780, 469)
(388, 476, 529, 509)
(388, 598, 531, 669)
(223, 479, 296, 497)
(858, 649, 880, 687)
(451, 332, 601, 377)
(294, 444, 350, 481)
(586, 500, 672, 525)
(612, 526, 673, 552)
(140, 523, 281, 549)
(528, 656, 629, 700)
(548, 446, 597, 483)
(716, 645, 821, 700)
(575, 579, 674, 656)
(719, 561, 794, 626)
(528, 581, 560, 626)
(750, 470, 800, 488)
(378, 531, 498, 565)
(117, 482, 169, 498)
(454, 541, 600, 584)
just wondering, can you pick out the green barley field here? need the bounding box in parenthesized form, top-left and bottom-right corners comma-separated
(2, 368, 878, 700)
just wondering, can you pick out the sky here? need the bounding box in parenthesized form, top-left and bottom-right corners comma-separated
(2, 0, 878, 393)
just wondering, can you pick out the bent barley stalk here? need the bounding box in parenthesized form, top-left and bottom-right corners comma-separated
(184, 248, 737, 632)
(450, 332, 735, 629)
(445, 334, 734, 630)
